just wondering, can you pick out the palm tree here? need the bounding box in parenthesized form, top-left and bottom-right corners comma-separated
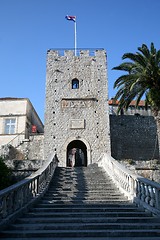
(112, 42, 160, 158)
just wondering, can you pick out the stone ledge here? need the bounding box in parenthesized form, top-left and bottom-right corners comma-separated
(4, 159, 43, 170)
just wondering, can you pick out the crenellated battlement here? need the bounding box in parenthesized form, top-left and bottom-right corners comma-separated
(47, 48, 106, 57)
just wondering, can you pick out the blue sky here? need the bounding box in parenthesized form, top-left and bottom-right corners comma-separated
(0, 0, 160, 122)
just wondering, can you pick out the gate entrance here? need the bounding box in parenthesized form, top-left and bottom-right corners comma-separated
(67, 140, 87, 167)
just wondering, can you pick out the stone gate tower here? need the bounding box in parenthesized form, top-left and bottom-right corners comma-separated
(44, 49, 110, 167)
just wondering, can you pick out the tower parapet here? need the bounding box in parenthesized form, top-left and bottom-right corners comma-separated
(47, 48, 106, 57)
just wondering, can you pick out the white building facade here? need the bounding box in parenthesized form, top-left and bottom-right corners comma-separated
(0, 98, 44, 147)
(109, 99, 152, 116)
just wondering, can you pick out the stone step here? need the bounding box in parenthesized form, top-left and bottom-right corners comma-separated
(53, 174, 109, 178)
(43, 193, 124, 198)
(1, 229, 160, 238)
(50, 185, 116, 189)
(52, 175, 111, 179)
(53, 176, 110, 179)
(31, 207, 146, 213)
(44, 188, 123, 193)
(17, 216, 160, 224)
(51, 178, 115, 183)
(51, 184, 116, 188)
(52, 175, 109, 179)
(1, 238, 160, 240)
(48, 191, 120, 195)
(50, 187, 118, 191)
(24, 211, 151, 218)
(49, 185, 118, 189)
(42, 196, 126, 201)
(8, 222, 160, 231)
(35, 205, 139, 212)
(52, 174, 110, 178)
(43, 190, 125, 195)
(46, 190, 118, 195)
(54, 166, 101, 171)
(1, 165, 160, 239)
(35, 203, 136, 208)
(40, 199, 129, 204)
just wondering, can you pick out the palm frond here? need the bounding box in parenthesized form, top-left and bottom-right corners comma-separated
(138, 44, 150, 58)
(156, 50, 160, 65)
(150, 42, 156, 55)
(114, 74, 136, 88)
(112, 62, 133, 72)
(135, 89, 146, 107)
(112, 42, 160, 113)
(122, 52, 137, 62)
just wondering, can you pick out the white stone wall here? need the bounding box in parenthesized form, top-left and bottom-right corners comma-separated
(0, 119, 26, 146)
(26, 100, 44, 133)
(109, 104, 152, 116)
(44, 49, 111, 166)
(0, 99, 27, 115)
(0, 100, 27, 146)
(0, 98, 44, 147)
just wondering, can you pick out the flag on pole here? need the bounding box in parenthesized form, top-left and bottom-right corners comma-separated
(65, 15, 76, 22)
(65, 15, 77, 56)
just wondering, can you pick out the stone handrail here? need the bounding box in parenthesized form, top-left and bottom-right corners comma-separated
(0, 153, 58, 229)
(98, 153, 160, 216)
(6, 130, 25, 147)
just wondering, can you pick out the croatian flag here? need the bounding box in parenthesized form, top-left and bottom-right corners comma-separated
(65, 15, 76, 22)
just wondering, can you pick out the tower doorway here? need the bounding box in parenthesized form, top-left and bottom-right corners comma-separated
(67, 140, 87, 167)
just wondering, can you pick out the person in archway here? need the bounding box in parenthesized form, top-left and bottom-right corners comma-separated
(68, 148, 76, 167)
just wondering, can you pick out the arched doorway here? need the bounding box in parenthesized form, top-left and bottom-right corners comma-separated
(67, 140, 87, 167)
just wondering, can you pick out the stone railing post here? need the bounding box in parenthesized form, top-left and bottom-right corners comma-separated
(155, 188, 160, 209)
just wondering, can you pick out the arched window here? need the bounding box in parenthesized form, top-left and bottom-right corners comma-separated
(72, 78, 79, 89)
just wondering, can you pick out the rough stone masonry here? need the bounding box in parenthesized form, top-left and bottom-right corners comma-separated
(44, 49, 110, 167)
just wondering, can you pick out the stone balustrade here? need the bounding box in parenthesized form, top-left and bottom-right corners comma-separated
(98, 153, 160, 216)
(0, 153, 58, 229)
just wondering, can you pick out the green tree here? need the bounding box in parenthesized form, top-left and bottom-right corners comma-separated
(112, 42, 160, 158)
(0, 157, 11, 190)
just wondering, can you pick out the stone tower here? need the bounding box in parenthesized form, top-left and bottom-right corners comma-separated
(44, 49, 110, 167)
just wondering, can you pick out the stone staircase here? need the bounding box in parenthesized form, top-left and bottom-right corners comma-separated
(1, 164, 160, 239)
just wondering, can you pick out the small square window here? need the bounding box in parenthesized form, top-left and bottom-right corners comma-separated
(4, 118, 16, 134)
(72, 79, 79, 89)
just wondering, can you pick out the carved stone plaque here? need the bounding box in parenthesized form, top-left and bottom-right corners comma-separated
(70, 119, 85, 129)
(61, 98, 96, 109)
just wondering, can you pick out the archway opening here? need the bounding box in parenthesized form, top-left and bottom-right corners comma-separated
(67, 140, 87, 167)
(72, 78, 79, 89)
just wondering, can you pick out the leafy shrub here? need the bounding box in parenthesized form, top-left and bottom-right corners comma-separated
(0, 157, 11, 190)
(127, 159, 135, 165)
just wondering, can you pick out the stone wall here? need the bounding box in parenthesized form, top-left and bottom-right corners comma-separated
(110, 115, 159, 160)
(3, 134, 44, 182)
(0, 134, 44, 161)
(17, 134, 44, 160)
(119, 159, 160, 184)
(4, 159, 44, 182)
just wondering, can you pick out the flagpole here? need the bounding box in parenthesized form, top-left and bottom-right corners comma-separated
(65, 15, 77, 55)
(74, 20, 77, 56)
